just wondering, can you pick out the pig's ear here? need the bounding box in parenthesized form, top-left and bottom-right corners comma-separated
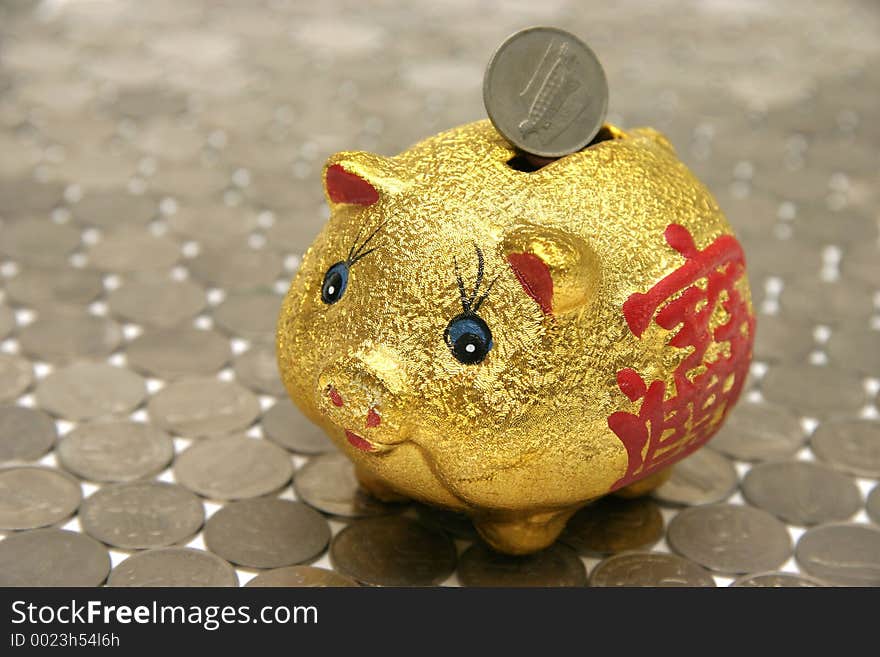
(323, 152, 406, 207)
(503, 224, 598, 316)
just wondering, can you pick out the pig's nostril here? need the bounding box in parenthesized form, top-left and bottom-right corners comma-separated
(366, 407, 381, 428)
(326, 385, 344, 407)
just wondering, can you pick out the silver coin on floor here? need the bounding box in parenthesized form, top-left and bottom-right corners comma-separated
(174, 433, 293, 500)
(560, 496, 664, 555)
(741, 460, 861, 526)
(108, 547, 238, 587)
(79, 481, 204, 549)
(330, 516, 457, 586)
(261, 401, 335, 454)
(204, 498, 331, 569)
(0, 404, 56, 462)
(0, 353, 33, 403)
(729, 571, 827, 587)
(666, 504, 792, 574)
(57, 420, 173, 482)
(293, 451, 400, 518)
(809, 419, 880, 478)
(245, 566, 359, 587)
(652, 448, 738, 506)
(0, 528, 111, 586)
(457, 542, 586, 587)
(0, 466, 82, 530)
(795, 523, 880, 586)
(147, 376, 260, 436)
(589, 551, 716, 587)
(35, 362, 146, 421)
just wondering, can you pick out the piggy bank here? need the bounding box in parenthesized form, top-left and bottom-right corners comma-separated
(277, 120, 754, 554)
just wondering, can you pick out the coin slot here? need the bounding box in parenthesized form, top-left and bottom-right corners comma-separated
(505, 125, 621, 172)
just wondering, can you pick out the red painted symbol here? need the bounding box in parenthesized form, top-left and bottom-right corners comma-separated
(607, 224, 754, 491)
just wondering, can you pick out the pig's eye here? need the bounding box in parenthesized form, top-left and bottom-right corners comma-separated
(321, 261, 349, 304)
(444, 313, 493, 365)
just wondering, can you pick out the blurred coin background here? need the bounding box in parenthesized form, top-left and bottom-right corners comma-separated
(0, 0, 878, 587)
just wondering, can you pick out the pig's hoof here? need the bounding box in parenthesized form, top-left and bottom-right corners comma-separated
(354, 465, 410, 503)
(612, 467, 673, 499)
(474, 509, 576, 555)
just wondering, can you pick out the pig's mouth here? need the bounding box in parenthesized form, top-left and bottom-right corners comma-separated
(344, 429, 397, 454)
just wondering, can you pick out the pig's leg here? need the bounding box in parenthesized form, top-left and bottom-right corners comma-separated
(474, 508, 577, 555)
(612, 466, 673, 499)
(355, 464, 410, 503)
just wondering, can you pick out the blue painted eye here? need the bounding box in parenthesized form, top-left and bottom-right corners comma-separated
(444, 312, 493, 365)
(321, 261, 349, 304)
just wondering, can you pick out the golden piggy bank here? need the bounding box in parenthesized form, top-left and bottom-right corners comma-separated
(277, 120, 754, 554)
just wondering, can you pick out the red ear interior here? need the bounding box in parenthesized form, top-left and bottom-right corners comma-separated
(507, 252, 553, 315)
(325, 164, 379, 206)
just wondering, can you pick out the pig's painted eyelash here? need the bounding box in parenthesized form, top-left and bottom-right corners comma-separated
(453, 244, 499, 314)
(346, 220, 386, 265)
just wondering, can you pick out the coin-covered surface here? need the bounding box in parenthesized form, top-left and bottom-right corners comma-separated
(0, 0, 877, 587)
(483, 27, 608, 157)
(560, 496, 664, 555)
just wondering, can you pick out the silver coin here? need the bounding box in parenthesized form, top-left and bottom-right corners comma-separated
(112, 86, 187, 119)
(741, 461, 861, 526)
(174, 433, 293, 500)
(72, 189, 158, 228)
(147, 376, 260, 436)
(0, 353, 33, 402)
(0, 218, 81, 266)
(18, 314, 122, 364)
(293, 451, 400, 518)
(57, 420, 173, 482)
(36, 362, 146, 421)
(560, 496, 664, 555)
(245, 565, 359, 588)
(4, 266, 104, 311)
(589, 551, 716, 587)
(0, 528, 110, 586)
(0, 178, 64, 217)
(667, 504, 792, 574)
(709, 401, 805, 462)
(213, 292, 282, 341)
(233, 344, 286, 397)
(0, 303, 14, 339)
(458, 542, 586, 587)
(0, 466, 82, 530)
(795, 523, 880, 586)
(108, 547, 238, 587)
(761, 364, 865, 418)
(107, 278, 206, 328)
(483, 27, 608, 157)
(751, 314, 815, 364)
(778, 278, 875, 325)
(330, 516, 456, 586)
(866, 485, 880, 525)
(167, 204, 259, 247)
(86, 228, 180, 272)
(730, 571, 827, 587)
(79, 481, 204, 549)
(0, 405, 57, 462)
(653, 447, 737, 506)
(414, 503, 479, 541)
(127, 327, 231, 379)
(188, 246, 283, 290)
(204, 498, 331, 568)
(810, 419, 880, 478)
(262, 401, 335, 454)
(825, 327, 880, 376)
